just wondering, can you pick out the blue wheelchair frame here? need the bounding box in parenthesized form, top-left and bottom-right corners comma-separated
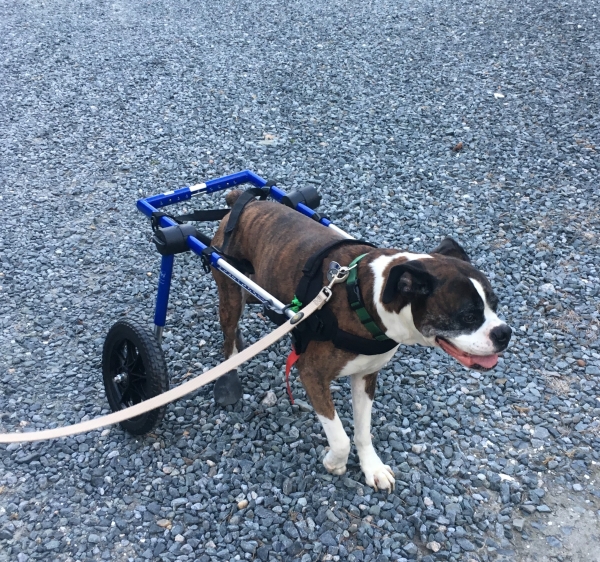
(136, 170, 353, 341)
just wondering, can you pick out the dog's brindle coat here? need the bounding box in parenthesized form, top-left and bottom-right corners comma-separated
(211, 191, 511, 490)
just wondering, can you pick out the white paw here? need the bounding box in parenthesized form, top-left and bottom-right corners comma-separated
(323, 449, 348, 475)
(362, 459, 395, 492)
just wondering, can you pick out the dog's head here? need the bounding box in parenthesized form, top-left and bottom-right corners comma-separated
(373, 238, 511, 370)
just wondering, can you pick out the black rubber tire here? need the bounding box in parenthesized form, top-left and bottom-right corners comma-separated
(102, 319, 169, 435)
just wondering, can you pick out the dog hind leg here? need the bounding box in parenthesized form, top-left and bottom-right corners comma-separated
(212, 270, 246, 406)
(351, 372, 395, 491)
(300, 367, 351, 475)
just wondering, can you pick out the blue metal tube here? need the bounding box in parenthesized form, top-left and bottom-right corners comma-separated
(154, 254, 174, 327)
(138, 169, 335, 228)
(204, 170, 251, 193)
(146, 187, 193, 208)
(245, 169, 267, 187)
(137, 198, 158, 218)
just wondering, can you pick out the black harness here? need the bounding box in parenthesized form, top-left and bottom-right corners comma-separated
(288, 239, 399, 355)
(152, 186, 399, 356)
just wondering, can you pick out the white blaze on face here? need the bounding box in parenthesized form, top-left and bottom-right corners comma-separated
(447, 278, 506, 356)
(370, 252, 435, 346)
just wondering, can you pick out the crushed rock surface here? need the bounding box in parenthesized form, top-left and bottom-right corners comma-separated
(1, 1, 599, 561)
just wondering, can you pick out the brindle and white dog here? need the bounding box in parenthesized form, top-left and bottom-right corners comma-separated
(210, 190, 511, 491)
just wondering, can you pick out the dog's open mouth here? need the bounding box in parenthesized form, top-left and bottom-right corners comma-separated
(436, 337, 498, 371)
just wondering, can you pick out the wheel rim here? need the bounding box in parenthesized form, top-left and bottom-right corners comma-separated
(109, 338, 147, 408)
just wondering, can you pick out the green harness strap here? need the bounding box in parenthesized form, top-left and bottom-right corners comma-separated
(288, 253, 391, 342)
(346, 254, 391, 342)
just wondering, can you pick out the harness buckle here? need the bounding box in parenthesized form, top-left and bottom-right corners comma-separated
(200, 247, 214, 273)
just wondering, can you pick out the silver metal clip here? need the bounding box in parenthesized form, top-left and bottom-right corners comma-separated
(325, 259, 361, 290)
(326, 265, 350, 289)
(327, 261, 341, 283)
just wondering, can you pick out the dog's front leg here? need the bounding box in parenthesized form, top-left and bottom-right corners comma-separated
(351, 372, 395, 491)
(300, 369, 350, 475)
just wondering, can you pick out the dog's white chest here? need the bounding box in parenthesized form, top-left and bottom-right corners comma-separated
(338, 346, 400, 378)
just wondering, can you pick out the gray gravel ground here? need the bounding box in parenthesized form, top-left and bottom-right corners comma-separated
(1, 0, 599, 561)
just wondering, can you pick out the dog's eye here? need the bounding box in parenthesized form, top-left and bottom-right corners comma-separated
(462, 312, 478, 324)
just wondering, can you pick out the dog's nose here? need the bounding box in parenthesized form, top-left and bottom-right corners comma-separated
(490, 324, 512, 350)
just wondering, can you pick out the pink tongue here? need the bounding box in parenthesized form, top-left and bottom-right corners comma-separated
(438, 338, 498, 369)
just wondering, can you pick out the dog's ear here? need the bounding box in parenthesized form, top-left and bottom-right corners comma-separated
(431, 237, 471, 263)
(383, 261, 437, 304)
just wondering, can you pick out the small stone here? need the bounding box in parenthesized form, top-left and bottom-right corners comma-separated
(404, 542, 419, 555)
(174, 534, 184, 543)
(539, 283, 556, 294)
(536, 505, 551, 513)
(257, 546, 269, 561)
(412, 444, 427, 454)
(457, 538, 476, 551)
(319, 531, 338, 547)
(261, 390, 277, 406)
(577, 359, 586, 367)
(426, 541, 441, 552)
(573, 483, 583, 492)
(561, 526, 574, 536)
(513, 518, 526, 531)
(240, 541, 258, 554)
(294, 399, 312, 412)
(157, 519, 172, 528)
(443, 417, 460, 430)
(283, 520, 299, 539)
(171, 498, 187, 509)
(533, 427, 550, 440)
(546, 536, 562, 548)
(45, 540, 61, 550)
(282, 478, 294, 495)
(237, 499, 249, 510)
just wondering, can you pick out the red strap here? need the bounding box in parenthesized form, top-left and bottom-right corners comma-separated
(285, 348, 300, 405)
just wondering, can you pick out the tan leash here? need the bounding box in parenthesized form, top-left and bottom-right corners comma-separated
(0, 288, 332, 444)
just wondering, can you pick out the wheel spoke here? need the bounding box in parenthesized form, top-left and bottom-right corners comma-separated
(125, 377, 147, 404)
(134, 384, 148, 402)
(112, 344, 127, 371)
(125, 340, 138, 369)
(120, 385, 133, 406)
(130, 352, 145, 374)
